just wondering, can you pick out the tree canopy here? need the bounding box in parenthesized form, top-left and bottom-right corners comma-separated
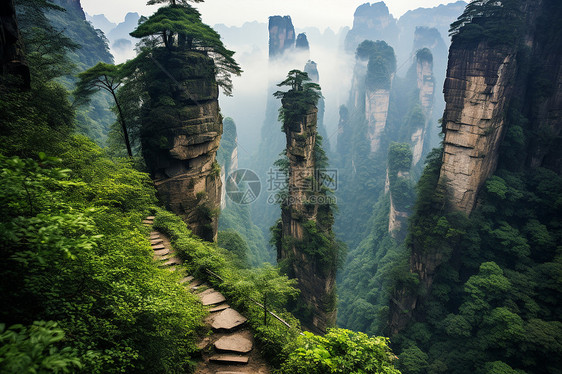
(74, 62, 133, 157)
(273, 69, 322, 124)
(129, 3, 241, 95)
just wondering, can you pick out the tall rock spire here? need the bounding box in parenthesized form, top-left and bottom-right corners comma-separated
(141, 50, 223, 242)
(273, 71, 339, 334)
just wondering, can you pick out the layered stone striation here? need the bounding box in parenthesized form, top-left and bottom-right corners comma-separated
(278, 102, 337, 334)
(365, 88, 391, 154)
(141, 50, 222, 241)
(439, 44, 517, 214)
(411, 50, 435, 166)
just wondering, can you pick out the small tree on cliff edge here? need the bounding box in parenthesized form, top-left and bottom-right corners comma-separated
(273, 69, 322, 125)
(130, 0, 241, 96)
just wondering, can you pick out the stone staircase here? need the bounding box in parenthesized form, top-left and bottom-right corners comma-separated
(143, 216, 270, 374)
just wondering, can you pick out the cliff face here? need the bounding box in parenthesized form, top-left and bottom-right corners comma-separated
(390, 0, 562, 335)
(278, 102, 337, 334)
(365, 88, 391, 154)
(344, 2, 398, 53)
(439, 45, 517, 214)
(142, 51, 222, 241)
(268, 16, 295, 59)
(0, 0, 29, 87)
(55, 0, 85, 18)
(411, 52, 435, 166)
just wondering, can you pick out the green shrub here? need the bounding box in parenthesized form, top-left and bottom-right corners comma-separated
(278, 328, 401, 374)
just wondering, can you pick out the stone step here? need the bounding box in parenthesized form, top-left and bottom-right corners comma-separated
(142, 220, 153, 225)
(150, 238, 163, 245)
(208, 355, 249, 365)
(189, 279, 204, 288)
(199, 290, 226, 306)
(208, 304, 229, 313)
(145, 216, 155, 220)
(152, 244, 166, 250)
(162, 258, 181, 267)
(153, 248, 170, 256)
(180, 275, 194, 284)
(149, 231, 159, 236)
(214, 333, 253, 354)
(192, 283, 210, 292)
(211, 308, 247, 331)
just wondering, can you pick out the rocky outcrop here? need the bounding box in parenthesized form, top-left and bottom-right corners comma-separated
(278, 101, 337, 334)
(389, 0, 562, 335)
(0, 0, 30, 88)
(52, 0, 86, 20)
(304, 60, 329, 148)
(141, 50, 222, 241)
(344, 2, 398, 53)
(439, 44, 517, 214)
(296, 33, 309, 51)
(411, 49, 435, 166)
(365, 88, 391, 154)
(268, 16, 295, 59)
(387, 143, 414, 239)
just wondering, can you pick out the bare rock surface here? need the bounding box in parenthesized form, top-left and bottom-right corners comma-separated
(199, 290, 227, 306)
(210, 308, 247, 331)
(214, 332, 253, 353)
(209, 355, 249, 364)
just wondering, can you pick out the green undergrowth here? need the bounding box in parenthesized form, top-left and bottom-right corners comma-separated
(152, 209, 302, 367)
(153, 210, 402, 373)
(0, 138, 206, 373)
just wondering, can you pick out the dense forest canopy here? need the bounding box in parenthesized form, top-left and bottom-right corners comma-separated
(1, 0, 561, 373)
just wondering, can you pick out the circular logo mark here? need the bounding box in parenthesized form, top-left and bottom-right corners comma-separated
(225, 169, 261, 205)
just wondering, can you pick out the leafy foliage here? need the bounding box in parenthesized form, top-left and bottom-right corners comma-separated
(151, 210, 303, 367)
(129, 3, 241, 95)
(0, 141, 207, 373)
(449, 0, 524, 47)
(356, 40, 396, 90)
(279, 328, 401, 374)
(74, 62, 133, 157)
(274, 69, 322, 125)
(0, 321, 82, 373)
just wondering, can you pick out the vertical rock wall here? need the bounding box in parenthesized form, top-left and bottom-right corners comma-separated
(411, 52, 435, 166)
(278, 103, 337, 334)
(268, 16, 295, 59)
(141, 50, 222, 241)
(439, 45, 517, 214)
(365, 88, 391, 154)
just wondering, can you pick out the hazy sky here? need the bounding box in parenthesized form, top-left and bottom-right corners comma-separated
(81, 0, 461, 29)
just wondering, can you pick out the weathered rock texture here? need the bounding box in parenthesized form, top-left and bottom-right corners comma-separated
(0, 0, 29, 87)
(439, 45, 517, 214)
(141, 50, 222, 241)
(390, 0, 562, 335)
(411, 51, 435, 166)
(365, 88, 391, 154)
(304, 60, 329, 148)
(387, 171, 411, 239)
(268, 16, 295, 59)
(344, 2, 398, 53)
(278, 102, 337, 334)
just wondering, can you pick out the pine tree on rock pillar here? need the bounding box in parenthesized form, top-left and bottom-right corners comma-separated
(271, 70, 341, 334)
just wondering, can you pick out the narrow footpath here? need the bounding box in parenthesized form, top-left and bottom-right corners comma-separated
(143, 216, 271, 374)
